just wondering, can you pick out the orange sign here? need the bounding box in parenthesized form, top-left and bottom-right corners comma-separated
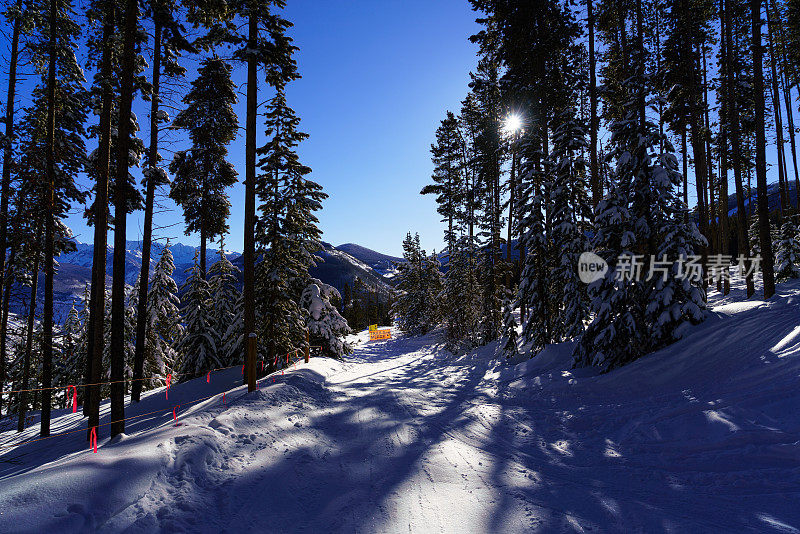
(369, 324, 378, 332)
(369, 329, 391, 341)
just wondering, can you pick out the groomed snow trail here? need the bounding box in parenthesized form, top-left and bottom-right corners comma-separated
(2, 281, 800, 533)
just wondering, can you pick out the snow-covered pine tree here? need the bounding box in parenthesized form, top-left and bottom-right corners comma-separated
(169, 56, 239, 277)
(60, 301, 84, 390)
(300, 279, 352, 358)
(547, 110, 591, 342)
(223, 294, 245, 367)
(208, 241, 241, 365)
(144, 241, 182, 388)
(774, 221, 800, 282)
(574, 29, 706, 370)
(256, 83, 321, 370)
(748, 212, 778, 258)
(176, 253, 219, 378)
(393, 233, 436, 335)
(441, 238, 481, 346)
(500, 290, 518, 357)
(421, 111, 464, 254)
(517, 160, 550, 351)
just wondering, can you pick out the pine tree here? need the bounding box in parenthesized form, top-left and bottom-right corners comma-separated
(256, 83, 323, 370)
(300, 280, 352, 358)
(176, 254, 218, 378)
(500, 291, 518, 357)
(393, 233, 441, 336)
(574, 6, 706, 370)
(208, 241, 241, 365)
(441, 238, 481, 347)
(422, 111, 464, 253)
(22, 0, 87, 435)
(132, 0, 192, 403)
(548, 111, 591, 342)
(774, 221, 800, 281)
(233, 0, 299, 386)
(144, 242, 182, 389)
(169, 56, 239, 277)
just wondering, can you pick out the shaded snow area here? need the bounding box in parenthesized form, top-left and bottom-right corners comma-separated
(2, 285, 800, 533)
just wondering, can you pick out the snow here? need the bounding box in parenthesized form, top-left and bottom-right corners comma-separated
(2, 282, 800, 532)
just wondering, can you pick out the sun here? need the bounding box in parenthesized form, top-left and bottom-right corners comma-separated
(503, 113, 523, 134)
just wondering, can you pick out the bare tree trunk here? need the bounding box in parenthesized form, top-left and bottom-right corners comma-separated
(132, 18, 161, 403)
(243, 13, 257, 387)
(86, 1, 114, 435)
(766, 3, 789, 215)
(588, 0, 601, 208)
(40, 0, 59, 437)
(110, 0, 140, 437)
(0, 242, 17, 414)
(719, 0, 731, 295)
(18, 222, 42, 432)
(768, 0, 800, 212)
(752, 0, 776, 299)
(0, 9, 21, 417)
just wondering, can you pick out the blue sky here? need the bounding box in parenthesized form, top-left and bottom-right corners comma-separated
(54, 0, 481, 258)
(3, 1, 798, 258)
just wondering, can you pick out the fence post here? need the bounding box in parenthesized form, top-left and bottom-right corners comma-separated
(247, 333, 257, 392)
(305, 330, 310, 363)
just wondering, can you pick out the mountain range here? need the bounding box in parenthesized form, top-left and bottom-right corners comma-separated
(8, 240, 402, 323)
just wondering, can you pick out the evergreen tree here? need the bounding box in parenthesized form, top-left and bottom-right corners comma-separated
(548, 111, 591, 342)
(421, 111, 464, 253)
(500, 291, 518, 357)
(22, 0, 88, 435)
(393, 233, 441, 336)
(774, 221, 800, 282)
(169, 56, 239, 277)
(574, 10, 706, 370)
(256, 84, 324, 370)
(300, 280, 352, 358)
(176, 253, 219, 378)
(144, 242, 182, 389)
(132, 0, 192, 403)
(208, 241, 241, 365)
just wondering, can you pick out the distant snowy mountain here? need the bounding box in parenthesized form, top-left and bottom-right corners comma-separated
(335, 243, 403, 279)
(10, 240, 392, 322)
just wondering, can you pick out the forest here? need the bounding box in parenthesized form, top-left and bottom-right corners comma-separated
(0, 0, 351, 440)
(395, 0, 800, 367)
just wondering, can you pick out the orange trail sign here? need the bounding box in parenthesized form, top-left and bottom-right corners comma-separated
(369, 329, 391, 341)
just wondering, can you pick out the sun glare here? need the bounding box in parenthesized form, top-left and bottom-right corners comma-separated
(503, 113, 523, 134)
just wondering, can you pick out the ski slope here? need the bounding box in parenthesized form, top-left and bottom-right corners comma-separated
(2, 283, 800, 533)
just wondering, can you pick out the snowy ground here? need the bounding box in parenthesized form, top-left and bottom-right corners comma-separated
(1, 283, 800, 533)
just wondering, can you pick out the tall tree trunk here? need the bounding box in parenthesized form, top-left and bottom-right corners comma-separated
(87, 1, 114, 434)
(727, 6, 755, 297)
(40, 0, 59, 437)
(132, 18, 161, 403)
(768, 0, 800, 211)
(719, 0, 731, 295)
(110, 0, 139, 437)
(0, 242, 17, 415)
(243, 13, 257, 382)
(752, 0, 776, 299)
(0, 9, 21, 417)
(683, 126, 689, 223)
(17, 222, 42, 432)
(766, 3, 789, 215)
(588, 0, 600, 207)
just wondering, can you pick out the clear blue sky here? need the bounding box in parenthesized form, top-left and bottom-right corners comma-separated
(5, 1, 797, 257)
(51, 0, 480, 258)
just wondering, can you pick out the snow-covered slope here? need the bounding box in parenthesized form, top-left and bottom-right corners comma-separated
(336, 243, 403, 280)
(2, 282, 799, 532)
